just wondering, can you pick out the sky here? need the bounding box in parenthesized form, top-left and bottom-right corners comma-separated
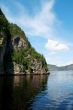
(0, 0, 73, 66)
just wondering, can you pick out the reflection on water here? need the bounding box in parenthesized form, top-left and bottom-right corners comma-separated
(0, 75, 48, 110)
(0, 71, 73, 110)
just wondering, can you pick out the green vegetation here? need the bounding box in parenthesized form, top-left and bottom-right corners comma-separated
(9, 23, 31, 48)
(10, 22, 48, 73)
(12, 47, 48, 72)
(0, 8, 48, 74)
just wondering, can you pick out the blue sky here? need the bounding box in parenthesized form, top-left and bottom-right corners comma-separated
(0, 0, 73, 66)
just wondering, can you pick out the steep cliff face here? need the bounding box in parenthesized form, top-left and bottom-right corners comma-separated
(0, 9, 8, 73)
(0, 9, 48, 74)
(0, 32, 6, 73)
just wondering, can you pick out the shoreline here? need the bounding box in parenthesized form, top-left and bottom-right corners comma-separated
(0, 72, 50, 76)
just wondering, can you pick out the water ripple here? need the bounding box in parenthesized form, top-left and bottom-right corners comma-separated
(32, 71, 73, 110)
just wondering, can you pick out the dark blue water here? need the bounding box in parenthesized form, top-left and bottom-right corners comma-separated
(32, 71, 73, 110)
(0, 71, 73, 110)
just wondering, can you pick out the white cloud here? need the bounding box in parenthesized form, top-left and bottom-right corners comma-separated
(1, 0, 58, 38)
(63, 60, 73, 66)
(1, 0, 72, 66)
(17, 0, 57, 37)
(44, 53, 64, 66)
(45, 39, 69, 51)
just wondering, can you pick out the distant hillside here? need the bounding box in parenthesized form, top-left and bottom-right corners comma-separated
(48, 64, 73, 71)
(48, 64, 59, 71)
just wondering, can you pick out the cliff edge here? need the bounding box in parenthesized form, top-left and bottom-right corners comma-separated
(0, 9, 48, 74)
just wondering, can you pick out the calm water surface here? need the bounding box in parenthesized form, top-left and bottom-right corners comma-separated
(0, 71, 73, 110)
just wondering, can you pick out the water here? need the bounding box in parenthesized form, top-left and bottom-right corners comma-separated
(0, 71, 73, 110)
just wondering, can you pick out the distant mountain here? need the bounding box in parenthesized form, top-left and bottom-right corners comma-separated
(48, 64, 59, 71)
(48, 64, 73, 71)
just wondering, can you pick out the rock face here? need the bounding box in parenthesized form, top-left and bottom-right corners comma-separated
(0, 14, 7, 74)
(0, 9, 48, 75)
(12, 36, 28, 49)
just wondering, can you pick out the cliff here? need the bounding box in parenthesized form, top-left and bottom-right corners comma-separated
(0, 9, 48, 74)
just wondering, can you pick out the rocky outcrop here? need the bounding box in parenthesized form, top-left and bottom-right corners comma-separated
(12, 36, 28, 49)
(29, 59, 46, 74)
(13, 62, 24, 74)
(0, 9, 48, 75)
